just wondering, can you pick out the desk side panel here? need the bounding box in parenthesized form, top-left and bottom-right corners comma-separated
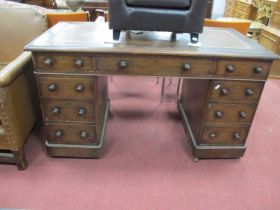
(180, 79, 210, 140)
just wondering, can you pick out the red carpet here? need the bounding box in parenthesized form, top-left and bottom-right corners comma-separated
(0, 77, 280, 210)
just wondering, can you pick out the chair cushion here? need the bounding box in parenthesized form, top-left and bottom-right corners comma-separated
(126, 0, 191, 9)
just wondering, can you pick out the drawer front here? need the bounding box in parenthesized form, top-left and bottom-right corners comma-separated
(234, 10, 248, 19)
(96, 55, 215, 76)
(227, 0, 235, 7)
(258, 32, 277, 52)
(38, 76, 95, 99)
(209, 81, 264, 101)
(46, 123, 97, 144)
(216, 60, 271, 78)
(236, 2, 249, 13)
(42, 99, 95, 123)
(206, 103, 257, 124)
(270, 12, 280, 29)
(200, 126, 249, 145)
(34, 53, 95, 72)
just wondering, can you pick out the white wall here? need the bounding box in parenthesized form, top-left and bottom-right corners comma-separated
(211, 0, 227, 19)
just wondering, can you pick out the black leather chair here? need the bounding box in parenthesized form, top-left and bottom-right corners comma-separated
(108, 0, 208, 43)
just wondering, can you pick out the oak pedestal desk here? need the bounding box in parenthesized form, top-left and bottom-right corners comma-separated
(25, 22, 278, 160)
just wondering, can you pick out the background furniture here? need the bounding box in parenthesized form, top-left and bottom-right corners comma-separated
(258, 0, 280, 78)
(205, 18, 251, 35)
(225, 0, 237, 17)
(269, 0, 280, 28)
(0, 0, 47, 169)
(206, 0, 214, 18)
(233, 0, 257, 19)
(23, 0, 56, 8)
(25, 22, 278, 160)
(108, 0, 209, 43)
(46, 11, 89, 27)
(83, 0, 108, 21)
(253, 0, 277, 24)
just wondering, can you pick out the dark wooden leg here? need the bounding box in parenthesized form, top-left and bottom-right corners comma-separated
(13, 149, 27, 170)
(190, 33, 199, 44)
(113, 29, 121, 40)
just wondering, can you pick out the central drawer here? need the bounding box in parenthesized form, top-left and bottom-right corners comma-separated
(96, 55, 215, 76)
(42, 99, 96, 123)
(38, 76, 96, 99)
(206, 102, 257, 124)
(46, 123, 97, 144)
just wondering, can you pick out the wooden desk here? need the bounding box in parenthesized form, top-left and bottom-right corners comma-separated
(25, 22, 278, 160)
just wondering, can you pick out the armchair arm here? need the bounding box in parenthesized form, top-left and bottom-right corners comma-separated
(187, 0, 208, 31)
(0, 52, 32, 88)
(190, 0, 209, 13)
(108, 0, 127, 10)
(108, 0, 130, 29)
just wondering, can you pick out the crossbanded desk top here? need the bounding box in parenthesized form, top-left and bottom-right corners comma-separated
(25, 22, 278, 60)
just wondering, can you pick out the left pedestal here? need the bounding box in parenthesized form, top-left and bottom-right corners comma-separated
(33, 53, 109, 158)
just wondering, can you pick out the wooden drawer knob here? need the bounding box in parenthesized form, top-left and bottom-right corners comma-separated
(48, 84, 57, 92)
(55, 130, 63, 138)
(233, 132, 241, 140)
(75, 84, 84, 92)
(245, 88, 254, 96)
(254, 66, 263, 74)
(52, 107, 60, 115)
(44, 58, 53, 66)
(209, 132, 216, 138)
(119, 60, 128, 69)
(226, 64, 235, 73)
(78, 108, 86, 115)
(182, 63, 191, 71)
(221, 88, 229, 96)
(75, 59, 84, 68)
(239, 111, 247, 118)
(80, 131, 88, 139)
(215, 111, 224, 118)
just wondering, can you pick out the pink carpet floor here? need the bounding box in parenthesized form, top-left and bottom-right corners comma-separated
(0, 77, 280, 210)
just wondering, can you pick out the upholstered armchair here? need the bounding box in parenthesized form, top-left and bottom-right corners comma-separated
(108, 0, 208, 43)
(0, 0, 48, 169)
(0, 0, 90, 169)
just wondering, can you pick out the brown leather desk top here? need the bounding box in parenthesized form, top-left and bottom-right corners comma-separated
(25, 22, 279, 60)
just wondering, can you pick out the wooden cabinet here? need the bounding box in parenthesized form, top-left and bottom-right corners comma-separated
(25, 22, 278, 160)
(234, 0, 257, 20)
(225, 0, 237, 17)
(32, 52, 108, 158)
(259, 26, 280, 53)
(270, 0, 280, 29)
(258, 0, 280, 77)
